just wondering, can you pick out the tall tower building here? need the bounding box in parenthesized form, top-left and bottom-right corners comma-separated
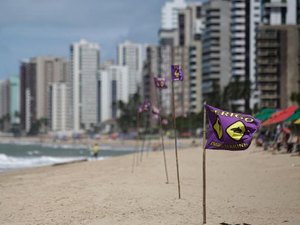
(178, 3, 203, 114)
(9, 76, 20, 125)
(49, 82, 68, 131)
(261, 0, 300, 25)
(256, 25, 300, 109)
(20, 57, 69, 132)
(202, 0, 231, 103)
(159, 0, 187, 46)
(99, 64, 129, 123)
(161, 0, 187, 30)
(70, 39, 100, 131)
(117, 41, 143, 96)
(230, 0, 261, 112)
(143, 45, 160, 106)
(0, 80, 10, 119)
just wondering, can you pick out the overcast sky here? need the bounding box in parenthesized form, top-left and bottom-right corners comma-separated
(0, 0, 184, 78)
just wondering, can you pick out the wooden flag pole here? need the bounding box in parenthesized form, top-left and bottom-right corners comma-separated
(139, 130, 146, 162)
(155, 88, 169, 184)
(132, 112, 140, 173)
(202, 102, 207, 224)
(172, 80, 181, 199)
(146, 137, 151, 158)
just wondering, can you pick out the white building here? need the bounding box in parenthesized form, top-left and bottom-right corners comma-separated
(117, 41, 143, 96)
(49, 82, 68, 131)
(261, 0, 298, 25)
(70, 39, 100, 131)
(99, 65, 129, 123)
(161, 0, 187, 30)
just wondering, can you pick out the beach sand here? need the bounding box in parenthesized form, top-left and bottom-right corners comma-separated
(0, 144, 299, 225)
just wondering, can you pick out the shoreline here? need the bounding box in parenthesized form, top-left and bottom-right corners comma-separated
(0, 145, 299, 224)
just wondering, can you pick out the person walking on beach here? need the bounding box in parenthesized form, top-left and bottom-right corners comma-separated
(91, 143, 100, 159)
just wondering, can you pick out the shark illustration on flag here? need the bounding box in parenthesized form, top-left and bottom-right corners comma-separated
(171, 65, 184, 81)
(154, 77, 168, 89)
(205, 104, 261, 150)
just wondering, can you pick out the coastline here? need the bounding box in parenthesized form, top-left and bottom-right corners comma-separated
(0, 144, 299, 225)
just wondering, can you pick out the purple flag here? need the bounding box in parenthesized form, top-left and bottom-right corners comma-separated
(153, 114, 159, 120)
(154, 77, 168, 89)
(138, 104, 144, 114)
(138, 100, 151, 114)
(143, 100, 151, 112)
(205, 104, 261, 151)
(171, 65, 183, 81)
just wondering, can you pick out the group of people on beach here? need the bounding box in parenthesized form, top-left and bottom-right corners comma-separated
(256, 125, 300, 154)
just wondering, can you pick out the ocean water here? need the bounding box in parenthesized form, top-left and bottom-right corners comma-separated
(0, 142, 133, 172)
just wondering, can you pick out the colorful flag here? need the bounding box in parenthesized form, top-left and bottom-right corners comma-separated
(153, 114, 159, 120)
(138, 100, 151, 114)
(138, 104, 144, 114)
(143, 100, 151, 112)
(162, 119, 168, 126)
(152, 106, 160, 115)
(171, 65, 184, 81)
(154, 77, 168, 89)
(205, 104, 261, 151)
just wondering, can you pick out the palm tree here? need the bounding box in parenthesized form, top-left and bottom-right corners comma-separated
(117, 92, 141, 133)
(290, 92, 300, 105)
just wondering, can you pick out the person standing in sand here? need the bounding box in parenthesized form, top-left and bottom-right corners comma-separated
(91, 143, 100, 159)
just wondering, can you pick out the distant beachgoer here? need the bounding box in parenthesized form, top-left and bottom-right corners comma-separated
(91, 143, 100, 158)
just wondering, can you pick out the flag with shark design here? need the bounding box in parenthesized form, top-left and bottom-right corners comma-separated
(205, 104, 261, 150)
(154, 77, 168, 89)
(171, 65, 184, 81)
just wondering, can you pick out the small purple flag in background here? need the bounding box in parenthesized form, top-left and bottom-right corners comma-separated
(138, 104, 144, 114)
(154, 77, 168, 89)
(171, 65, 183, 81)
(205, 104, 261, 151)
(138, 100, 151, 114)
(162, 119, 168, 126)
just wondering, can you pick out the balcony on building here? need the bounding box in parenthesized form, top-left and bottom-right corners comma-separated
(257, 76, 279, 82)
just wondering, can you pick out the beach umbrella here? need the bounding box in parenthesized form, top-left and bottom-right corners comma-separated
(262, 105, 298, 126)
(294, 118, 300, 124)
(282, 127, 291, 134)
(254, 108, 276, 121)
(285, 107, 300, 122)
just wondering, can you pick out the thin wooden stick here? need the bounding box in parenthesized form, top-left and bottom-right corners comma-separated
(132, 112, 140, 173)
(140, 132, 146, 162)
(203, 102, 207, 224)
(155, 88, 169, 184)
(172, 80, 181, 199)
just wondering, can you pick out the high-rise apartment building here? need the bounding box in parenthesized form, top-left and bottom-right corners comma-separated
(9, 76, 20, 125)
(49, 82, 68, 131)
(117, 41, 143, 96)
(261, 0, 300, 25)
(143, 45, 160, 106)
(159, 0, 187, 46)
(161, 0, 187, 30)
(256, 25, 300, 108)
(99, 64, 129, 122)
(178, 3, 203, 113)
(230, 0, 261, 112)
(0, 80, 10, 119)
(70, 39, 100, 131)
(20, 57, 69, 132)
(202, 0, 231, 102)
